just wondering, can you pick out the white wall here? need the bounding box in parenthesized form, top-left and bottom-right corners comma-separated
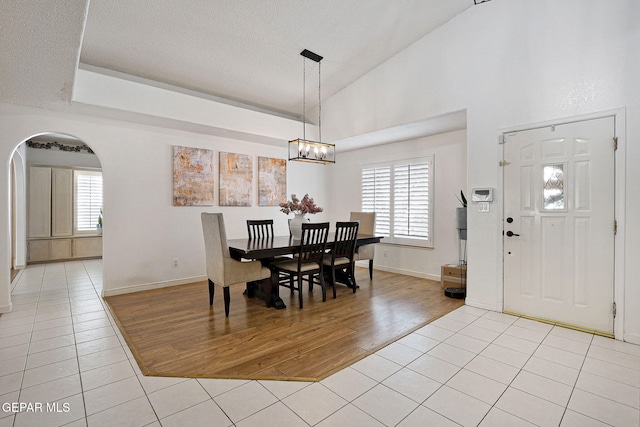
(322, 0, 640, 343)
(1, 0, 637, 343)
(326, 130, 467, 280)
(0, 104, 330, 308)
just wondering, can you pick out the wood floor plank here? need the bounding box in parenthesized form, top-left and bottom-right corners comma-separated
(105, 267, 464, 381)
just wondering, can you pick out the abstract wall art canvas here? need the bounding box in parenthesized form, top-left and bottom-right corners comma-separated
(258, 157, 287, 206)
(172, 146, 214, 206)
(219, 152, 253, 206)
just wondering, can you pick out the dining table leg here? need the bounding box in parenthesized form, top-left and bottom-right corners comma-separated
(243, 275, 286, 309)
(333, 269, 359, 289)
(268, 269, 286, 309)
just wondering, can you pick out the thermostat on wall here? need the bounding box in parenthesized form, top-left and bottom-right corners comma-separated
(471, 188, 493, 202)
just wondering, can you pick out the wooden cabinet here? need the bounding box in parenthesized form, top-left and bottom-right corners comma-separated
(28, 237, 102, 263)
(50, 239, 72, 259)
(51, 168, 73, 237)
(28, 166, 73, 238)
(27, 165, 102, 263)
(27, 240, 51, 262)
(73, 237, 102, 258)
(441, 264, 467, 289)
(28, 166, 52, 238)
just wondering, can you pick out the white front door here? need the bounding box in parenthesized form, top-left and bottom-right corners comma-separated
(503, 116, 615, 334)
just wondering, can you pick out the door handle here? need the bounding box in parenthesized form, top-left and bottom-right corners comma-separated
(506, 231, 520, 237)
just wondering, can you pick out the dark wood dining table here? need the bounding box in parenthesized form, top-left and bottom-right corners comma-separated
(227, 233, 383, 309)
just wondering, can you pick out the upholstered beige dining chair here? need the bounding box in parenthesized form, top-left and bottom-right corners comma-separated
(201, 213, 272, 317)
(349, 211, 377, 280)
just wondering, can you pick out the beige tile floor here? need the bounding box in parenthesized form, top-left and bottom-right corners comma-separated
(1, 260, 638, 426)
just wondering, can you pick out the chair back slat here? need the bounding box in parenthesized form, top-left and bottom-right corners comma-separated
(332, 221, 360, 259)
(247, 219, 274, 239)
(298, 222, 330, 264)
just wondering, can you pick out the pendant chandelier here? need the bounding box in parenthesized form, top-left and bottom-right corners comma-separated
(288, 49, 335, 164)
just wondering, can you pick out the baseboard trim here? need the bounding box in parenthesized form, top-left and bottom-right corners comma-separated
(623, 332, 640, 345)
(0, 303, 13, 314)
(103, 276, 208, 297)
(464, 298, 500, 312)
(367, 264, 439, 282)
(10, 269, 23, 288)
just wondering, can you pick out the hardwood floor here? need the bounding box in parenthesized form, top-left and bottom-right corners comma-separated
(105, 267, 464, 381)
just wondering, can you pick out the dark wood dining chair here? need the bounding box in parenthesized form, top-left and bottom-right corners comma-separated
(270, 222, 330, 309)
(201, 213, 272, 317)
(247, 219, 292, 287)
(246, 219, 275, 239)
(323, 221, 360, 298)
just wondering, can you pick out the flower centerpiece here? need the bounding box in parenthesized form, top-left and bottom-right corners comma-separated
(280, 193, 323, 239)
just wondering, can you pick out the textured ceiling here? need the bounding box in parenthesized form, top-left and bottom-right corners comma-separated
(0, 0, 88, 108)
(80, 0, 474, 120)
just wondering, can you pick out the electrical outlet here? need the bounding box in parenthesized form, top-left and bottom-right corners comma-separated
(173, 258, 179, 268)
(383, 249, 388, 257)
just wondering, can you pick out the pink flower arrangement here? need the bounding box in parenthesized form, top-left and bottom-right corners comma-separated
(279, 193, 323, 215)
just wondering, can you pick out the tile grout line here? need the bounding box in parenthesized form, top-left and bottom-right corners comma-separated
(473, 312, 555, 426)
(69, 260, 91, 426)
(14, 265, 46, 415)
(556, 332, 595, 426)
(6, 264, 639, 426)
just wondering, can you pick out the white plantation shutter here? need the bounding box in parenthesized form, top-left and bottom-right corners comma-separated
(394, 162, 430, 239)
(361, 166, 391, 236)
(74, 170, 103, 233)
(362, 156, 433, 247)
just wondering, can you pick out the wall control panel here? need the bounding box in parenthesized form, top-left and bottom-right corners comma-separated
(471, 188, 493, 202)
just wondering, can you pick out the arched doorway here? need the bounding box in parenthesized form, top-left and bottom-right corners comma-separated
(10, 149, 26, 281)
(9, 132, 103, 301)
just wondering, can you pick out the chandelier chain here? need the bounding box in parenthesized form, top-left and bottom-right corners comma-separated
(302, 56, 306, 141)
(301, 54, 322, 142)
(318, 61, 321, 143)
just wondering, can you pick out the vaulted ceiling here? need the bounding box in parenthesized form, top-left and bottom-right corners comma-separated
(79, 0, 473, 120)
(2, 1, 474, 146)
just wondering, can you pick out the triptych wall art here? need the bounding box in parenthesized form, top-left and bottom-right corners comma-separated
(219, 152, 253, 206)
(258, 157, 287, 206)
(172, 146, 215, 206)
(172, 146, 286, 207)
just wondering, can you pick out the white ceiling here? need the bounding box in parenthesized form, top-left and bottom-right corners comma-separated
(80, 0, 474, 121)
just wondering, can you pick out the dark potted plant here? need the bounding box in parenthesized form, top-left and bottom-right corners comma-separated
(456, 191, 467, 240)
(96, 209, 103, 235)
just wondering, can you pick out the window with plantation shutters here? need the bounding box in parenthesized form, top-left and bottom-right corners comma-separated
(362, 156, 433, 248)
(361, 166, 391, 236)
(74, 170, 103, 234)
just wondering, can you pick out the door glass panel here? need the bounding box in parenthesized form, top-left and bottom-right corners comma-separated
(543, 164, 565, 210)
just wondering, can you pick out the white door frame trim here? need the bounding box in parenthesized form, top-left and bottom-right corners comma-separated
(497, 108, 626, 341)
